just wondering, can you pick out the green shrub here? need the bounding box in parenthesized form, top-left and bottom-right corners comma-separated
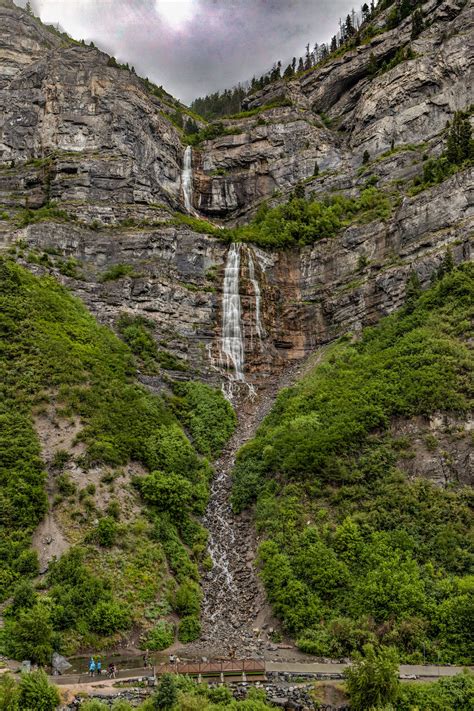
(0, 673, 19, 711)
(18, 670, 60, 711)
(172, 381, 236, 457)
(5, 604, 55, 665)
(11, 581, 37, 613)
(397, 670, 474, 711)
(177, 616, 201, 643)
(56, 473, 76, 496)
(101, 264, 135, 281)
(88, 600, 131, 635)
(139, 471, 194, 518)
(145, 620, 175, 650)
(153, 674, 178, 709)
(81, 701, 109, 711)
(157, 349, 188, 371)
(227, 187, 391, 248)
(345, 644, 400, 711)
(95, 517, 118, 547)
(174, 581, 201, 616)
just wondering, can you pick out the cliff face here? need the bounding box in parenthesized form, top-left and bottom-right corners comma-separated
(0, 0, 473, 395)
(194, 0, 473, 218)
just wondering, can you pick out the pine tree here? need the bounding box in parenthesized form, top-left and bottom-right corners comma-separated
(345, 13, 355, 38)
(368, 52, 378, 75)
(404, 270, 421, 312)
(293, 182, 305, 200)
(185, 118, 198, 135)
(437, 248, 455, 279)
(153, 674, 177, 710)
(297, 57, 304, 72)
(362, 3, 370, 22)
(411, 8, 424, 39)
(330, 35, 338, 53)
(26, 1, 33, 15)
(446, 111, 473, 164)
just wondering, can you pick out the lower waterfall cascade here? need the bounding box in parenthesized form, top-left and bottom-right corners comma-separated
(247, 249, 264, 341)
(221, 243, 245, 383)
(219, 243, 266, 398)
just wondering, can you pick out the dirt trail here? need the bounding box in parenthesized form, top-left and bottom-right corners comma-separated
(183, 350, 326, 659)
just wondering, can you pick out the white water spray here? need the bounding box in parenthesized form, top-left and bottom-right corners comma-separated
(247, 250, 264, 339)
(221, 243, 245, 382)
(182, 145, 194, 214)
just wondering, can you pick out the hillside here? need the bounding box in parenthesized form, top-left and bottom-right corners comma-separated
(232, 264, 473, 664)
(0, 258, 234, 659)
(0, 0, 472, 677)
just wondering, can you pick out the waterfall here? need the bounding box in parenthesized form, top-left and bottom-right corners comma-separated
(247, 250, 263, 339)
(221, 243, 245, 382)
(182, 145, 194, 214)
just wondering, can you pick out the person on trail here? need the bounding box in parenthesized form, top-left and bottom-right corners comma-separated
(96, 659, 102, 675)
(89, 658, 96, 676)
(143, 650, 150, 668)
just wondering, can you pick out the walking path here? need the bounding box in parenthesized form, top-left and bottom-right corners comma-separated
(266, 661, 473, 679)
(51, 661, 473, 687)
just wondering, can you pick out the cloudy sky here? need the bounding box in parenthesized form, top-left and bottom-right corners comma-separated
(15, 0, 354, 104)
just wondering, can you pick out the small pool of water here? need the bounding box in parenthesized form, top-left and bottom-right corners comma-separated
(67, 653, 169, 674)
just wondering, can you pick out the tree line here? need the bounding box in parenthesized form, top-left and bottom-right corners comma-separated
(191, 0, 425, 120)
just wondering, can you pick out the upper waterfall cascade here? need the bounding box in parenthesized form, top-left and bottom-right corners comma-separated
(182, 145, 194, 214)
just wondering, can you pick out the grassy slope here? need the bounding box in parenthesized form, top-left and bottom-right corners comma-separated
(0, 258, 235, 657)
(232, 264, 473, 664)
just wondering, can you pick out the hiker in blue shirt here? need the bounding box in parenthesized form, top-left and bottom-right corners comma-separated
(97, 659, 102, 675)
(89, 658, 96, 676)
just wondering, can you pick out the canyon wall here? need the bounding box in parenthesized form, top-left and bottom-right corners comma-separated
(0, 0, 472, 396)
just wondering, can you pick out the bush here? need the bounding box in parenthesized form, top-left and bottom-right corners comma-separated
(56, 473, 76, 496)
(101, 264, 135, 281)
(11, 581, 37, 613)
(139, 471, 194, 518)
(227, 187, 391, 248)
(152, 674, 178, 709)
(5, 604, 55, 665)
(174, 581, 201, 616)
(344, 644, 400, 710)
(18, 670, 60, 711)
(81, 701, 109, 711)
(145, 620, 175, 650)
(0, 673, 19, 711)
(177, 616, 201, 643)
(397, 670, 474, 711)
(88, 600, 131, 635)
(95, 517, 118, 547)
(172, 381, 236, 457)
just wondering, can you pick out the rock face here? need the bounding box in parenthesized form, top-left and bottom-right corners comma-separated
(0, 0, 473, 391)
(0, 0, 184, 219)
(0, 0, 472, 659)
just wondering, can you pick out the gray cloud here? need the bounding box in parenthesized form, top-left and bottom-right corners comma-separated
(15, 0, 355, 103)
